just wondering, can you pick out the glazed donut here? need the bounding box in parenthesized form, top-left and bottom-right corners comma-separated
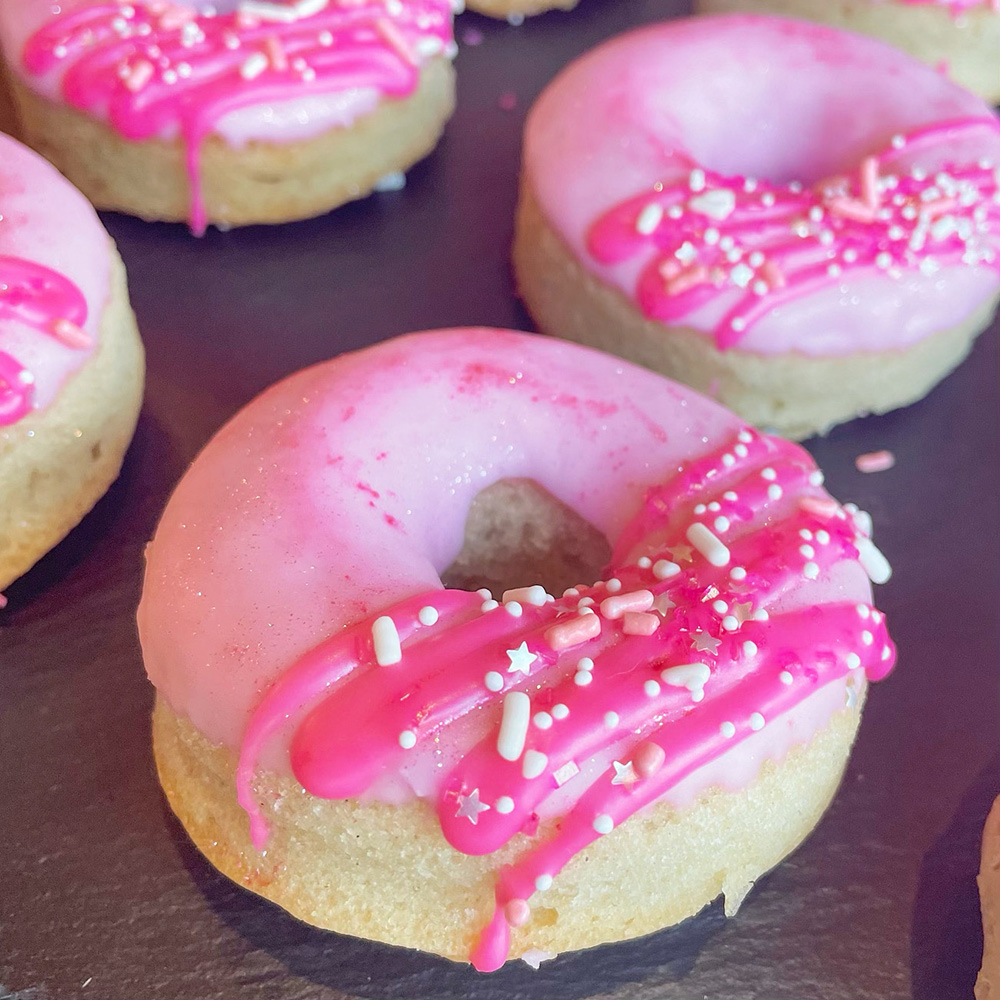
(0, 0, 457, 233)
(0, 132, 143, 591)
(139, 328, 895, 970)
(979, 796, 1000, 1000)
(695, 1, 1000, 104)
(513, 15, 1000, 440)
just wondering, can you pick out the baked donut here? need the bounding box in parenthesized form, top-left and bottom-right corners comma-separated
(139, 328, 895, 970)
(513, 15, 1000, 440)
(979, 796, 1000, 1000)
(0, 0, 457, 234)
(463, 0, 576, 23)
(695, 1, 1000, 105)
(0, 132, 143, 591)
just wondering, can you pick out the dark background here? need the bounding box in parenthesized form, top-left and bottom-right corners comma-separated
(1, 1, 998, 997)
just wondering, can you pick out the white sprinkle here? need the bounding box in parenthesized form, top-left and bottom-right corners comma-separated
(503, 585, 548, 607)
(730, 566, 747, 581)
(722, 453, 735, 467)
(723, 615, 739, 631)
(675, 241, 698, 264)
(749, 712, 765, 731)
(551, 703, 569, 721)
(480, 599, 499, 612)
(738, 430, 753, 443)
(803, 562, 820, 580)
(373, 171, 406, 193)
(605, 578, 622, 593)
(724, 491, 738, 501)
(593, 814, 614, 836)
(635, 202, 664, 235)
(477, 588, 493, 599)
(505, 601, 523, 618)
(816, 530, 830, 545)
(847, 653, 861, 670)
(239, 51, 269, 79)
(653, 559, 681, 580)
(734, 443, 748, 458)
(497, 691, 531, 762)
(418, 606, 439, 626)
(495, 796, 514, 814)
(720, 721, 736, 738)
(799, 529, 813, 541)
(533, 712, 553, 730)
(535, 874, 553, 891)
(780, 670, 793, 685)
(484, 671, 504, 692)
(372, 616, 402, 666)
(761, 467, 777, 481)
(694, 503, 707, 515)
(743, 640, 758, 657)
(574, 671, 593, 686)
(604, 711, 619, 728)
(644, 679, 661, 698)
(689, 168, 706, 192)
(686, 522, 731, 566)
(754, 609, 769, 621)
(661, 662, 710, 697)
(800, 544, 815, 559)
(861, 630, 874, 646)
(856, 604, 870, 619)
(730, 262, 755, 288)
(553, 761, 580, 786)
(856, 537, 892, 585)
(522, 750, 548, 780)
(714, 516, 730, 533)
(768, 484, 783, 501)
(712, 600, 728, 614)
(689, 187, 737, 220)
(809, 470, 825, 487)
(398, 730, 417, 749)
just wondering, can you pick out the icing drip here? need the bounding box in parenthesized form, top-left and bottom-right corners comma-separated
(587, 118, 1000, 349)
(22, 0, 456, 234)
(236, 427, 896, 970)
(0, 255, 90, 425)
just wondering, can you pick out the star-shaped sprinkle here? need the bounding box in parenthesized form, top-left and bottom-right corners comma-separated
(731, 601, 754, 624)
(691, 631, 721, 655)
(506, 641, 537, 675)
(653, 593, 676, 616)
(669, 544, 694, 564)
(455, 788, 491, 824)
(611, 760, 639, 788)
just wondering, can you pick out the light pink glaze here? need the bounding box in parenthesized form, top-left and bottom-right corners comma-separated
(139, 329, 895, 969)
(524, 15, 1000, 357)
(1, 0, 456, 234)
(0, 133, 108, 426)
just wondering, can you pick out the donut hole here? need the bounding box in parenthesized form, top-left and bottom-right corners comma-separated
(440, 479, 611, 599)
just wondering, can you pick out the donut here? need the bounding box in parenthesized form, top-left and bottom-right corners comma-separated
(463, 0, 576, 24)
(138, 328, 895, 970)
(695, 1, 1000, 104)
(0, 132, 143, 591)
(512, 15, 1000, 440)
(0, 0, 457, 234)
(979, 796, 1000, 1000)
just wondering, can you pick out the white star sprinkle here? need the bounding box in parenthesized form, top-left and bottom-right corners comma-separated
(455, 789, 490, 824)
(611, 760, 639, 788)
(506, 641, 537, 675)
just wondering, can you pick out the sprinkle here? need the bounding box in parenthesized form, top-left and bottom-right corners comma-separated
(636, 203, 664, 235)
(417, 606, 438, 626)
(574, 670, 593, 686)
(720, 721, 736, 738)
(495, 796, 514, 814)
(722, 615, 739, 631)
(545, 613, 601, 650)
(593, 814, 614, 835)
(633, 741, 665, 778)
(398, 730, 416, 749)
(754, 609, 769, 622)
(767, 484, 783, 501)
(533, 711, 553, 730)
(661, 662, 711, 699)
(749, 712, 765, 731)
(714, 516, 730, 533)
(689, 188, 737, 220)
(712, 600, 728, 614)
(551, 703, 569, 721)
(861, 630, 874, 645)
(372, 616, 401, 665)
(846, 653, 861, 670)
(611, 760, 639, 787)
(799, 496, 840, 519)
(653, 559, 680, 580)
(637, 556, 652, 569)
(506, 641, 536, 675)
(623, 611, 659, 635)
(503, 585, 548, 607)
(505, 899, 530, 926)
(504, 601, 523, 618)
(743, 640, 758, 657)
(497, 691, 531, 761)
(856, 537, 892, 584)
(373, 171, 406, 193)
(52, 319, 93, 349)
(522, 750, 548, 780)
(855, 449, 896, 473)
(480, 599, 499, 612)
(600, 589, 653, 619)
(605, 577, 622, 594)
(604, 711, 619, 728)
(730, 566, 747, 581)
(122, 58, 154, 92)
(553, 760, 580, 786)
(689, 168, 706, 192)
(800, 544, 815, 559)
(779, 670, 794, 685)
(686, 523, 731, 566)
(455, 788, 490, 823)
(484, 671, 504, 692)
(534, 874, 553, 892)
(239, 51, 269, 79)
(644, 679, 661, 698)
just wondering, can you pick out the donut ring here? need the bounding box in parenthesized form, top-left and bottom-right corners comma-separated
(695, 1, 1000, 104)
(139, 329, 895, 969)
(513, 16, 1000, 439)
(0, 0, 457, 233)
(0, 132, 143, 590)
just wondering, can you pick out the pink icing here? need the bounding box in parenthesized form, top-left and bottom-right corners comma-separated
(137, 329, 894, 970)
(523, 15, 1000, 358)
(6, 0, 455, 234)
(0, 133, 108, 425)
(588, 118, 1000, 350)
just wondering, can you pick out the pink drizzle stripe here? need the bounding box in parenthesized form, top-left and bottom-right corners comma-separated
(236, 427, 895, 970)
(0, 255, 89, 425)
(587, 118, 1000, 349)
(22, 0, 455, 234)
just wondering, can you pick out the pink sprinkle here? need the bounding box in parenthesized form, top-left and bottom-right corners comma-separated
(622, 611, 659, 636)
(122, 58, 154, 92)
(761, 260, 785, 289)
(633, 741, 665, 778)
(461, 27, 484, 45)
(859, 156, 880, 210)
(855, 450, 896, 474)
(0, 593, 7, 610)
(935, 59, 951, 76)
(798, 496, 840, 519)
(498, 91, 516, 111)
(826, 196, 876, 224)
(52, 319, 93, 350)
(265, 36, 288, 71)
(922, 197, 958, 220)
(664, 264, 708, 296)
(376, 17, 417, 66)
(158, 6, 196, 30)
(545, 614, 600, 650)
(236, 10, 261, 28)
(599, 589, 653, 620)
(505, 899, 530, 927)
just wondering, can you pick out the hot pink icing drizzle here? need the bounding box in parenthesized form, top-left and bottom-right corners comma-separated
(235, 425, 895, 971)
(21, 0, 455, 234)
(0, 255, 89, 425)
(587, 118, 1000, 349)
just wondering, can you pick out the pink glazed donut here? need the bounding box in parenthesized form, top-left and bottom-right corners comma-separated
(0, 132, 143, 591)
(513, 15, 1000, 439)
(139, 328, 895, 970)
(695, 1, 1000, 104)
(0, 0, 458, 233)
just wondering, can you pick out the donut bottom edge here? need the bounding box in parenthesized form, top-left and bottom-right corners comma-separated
(2, 58, 455, 229)
(464, 0, 579, 21)
(0, 246, 144, 591)
(693, 0, 1000, 104)
(153, 690, 864, 966)
(513, 186, 994, 442)
(977, 796, 1000, 1000)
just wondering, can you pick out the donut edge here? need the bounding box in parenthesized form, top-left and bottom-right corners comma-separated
(977, 796, 1000, 1000)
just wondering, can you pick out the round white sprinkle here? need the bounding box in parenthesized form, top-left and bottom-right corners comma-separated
(768, 484, 783, 501)
(551, 703, 570, 721)
(803, 562, 820, 580)
(862, 631, 874, 645)
(734, 444, 748, 458)
(593, 814, 614, 836)
(724, 490, 738, 501)
(846, 653, 862, 670)
(644, 679, 661, 698)
(720, 721, 736, 738)
(481, 600, 499, 612)
(637, 557, 652, 569)
(708, 501, 721, 512)
(418, 606, 439, 626)
(484, 671, 504, 692)
(574, 671, 593, 686)
(816, 530, 831, 545)
(398, 730, 417, 749)
(477, 588, 492, 599)
(856, 604, 871, 619)
(723, 615, 739, 632)
(578, 596, 595, 608)
(809, 470, 825, 486)
(653, 559, 681, 580)
(605, 578, 622, 593)
(730, 566, 747, 581)
(505, 601, 523, 618)
(495, 796, 515, 814)
(577, 657, 594, 672)
(800, 544, 815, 559)
(722, 453, 735, 467)
(749, 712, 765, 731)
(604, 711, 620, 728)
(535, 874, 553, 892)
(713, 600, 728, 614)
(563, 587, 580, 598)
(754, 609, 770, 622)
(799, 529, 813, 541)
(738, 429, 753, 443)
(694, 503, 707, 515)
(743, 640, 758, 657)
(522, 750, 548, 780)
(533, 712, 553, 730)
(761, 467, 777, 481)
(715, 516, 730, 533)
(779, 670, 794, 685)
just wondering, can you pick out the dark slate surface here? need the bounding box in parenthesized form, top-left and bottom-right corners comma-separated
(1, 2, 998, 997)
